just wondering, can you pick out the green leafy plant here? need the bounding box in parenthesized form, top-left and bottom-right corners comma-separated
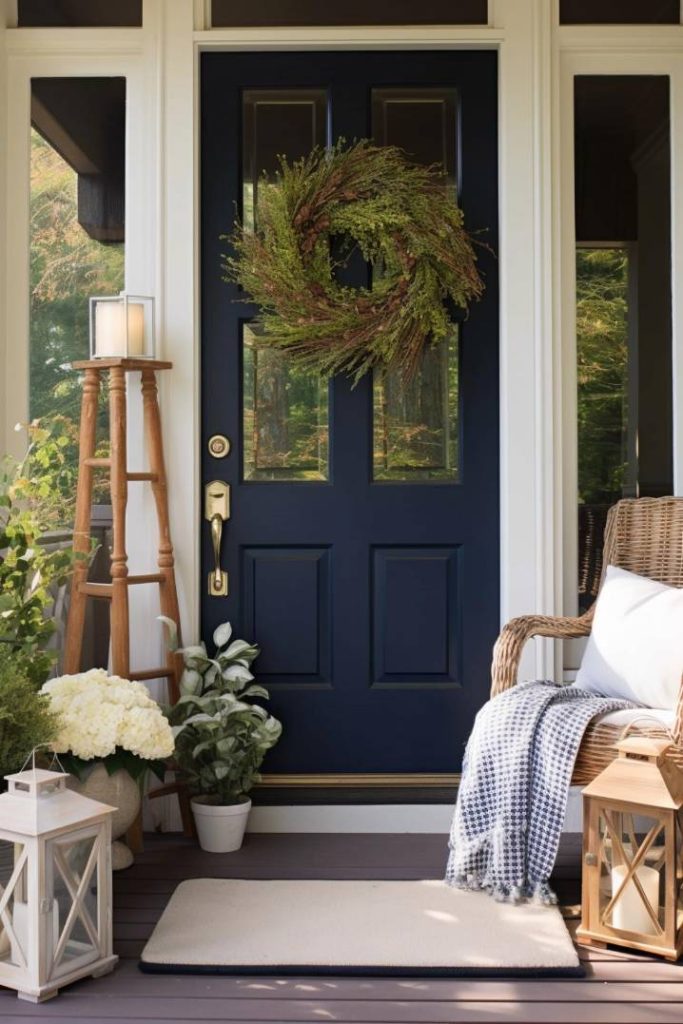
(0, 421, 82, 685)
(161, 618, 282, 806)
(0, 646, 59, 779)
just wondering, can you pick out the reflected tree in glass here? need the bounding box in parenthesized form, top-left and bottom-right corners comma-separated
(373, 329, 459, 482)
(243, 326, 329, 481)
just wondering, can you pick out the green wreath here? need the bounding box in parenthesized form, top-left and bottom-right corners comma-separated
(223, 139, 484, 383)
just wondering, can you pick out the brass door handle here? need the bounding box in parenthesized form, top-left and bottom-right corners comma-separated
(210, 514, 224, 593)
(205, 480, 230, 596)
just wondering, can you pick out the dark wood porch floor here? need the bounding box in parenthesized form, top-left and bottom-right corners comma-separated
(1, 833, 682, 1023)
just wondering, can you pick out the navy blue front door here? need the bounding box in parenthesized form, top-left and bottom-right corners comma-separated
(201, 51, 498, 774)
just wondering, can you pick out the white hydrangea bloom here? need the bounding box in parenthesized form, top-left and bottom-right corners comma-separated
(41, 669, 175, 761)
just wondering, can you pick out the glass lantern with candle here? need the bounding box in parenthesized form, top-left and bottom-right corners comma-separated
(577, 735, 683, 961)
(89, 293, 155, 360)
(0, 766, 117, 1002)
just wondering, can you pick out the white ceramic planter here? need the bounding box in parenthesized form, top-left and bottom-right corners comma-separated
(191, 797, 251, 853)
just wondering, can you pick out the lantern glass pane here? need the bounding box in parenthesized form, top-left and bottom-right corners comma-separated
(46, 833, 99, 976)
(677, 809, 683, 932)
(597, 808, 666, 936)
(0, 840, 29, 968)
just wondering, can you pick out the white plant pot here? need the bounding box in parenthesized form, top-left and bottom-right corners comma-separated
(191, 797, 251, 853)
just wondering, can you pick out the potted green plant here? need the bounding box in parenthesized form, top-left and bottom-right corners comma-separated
(161, 619, 282, 852)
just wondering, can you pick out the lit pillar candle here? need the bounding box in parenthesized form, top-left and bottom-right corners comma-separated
(95, 301, 145, 357)
(611, 864, 660, 934)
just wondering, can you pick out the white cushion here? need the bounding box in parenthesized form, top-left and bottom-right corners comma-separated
(575, 565, 683, 710)
(591, 706, 675, 730)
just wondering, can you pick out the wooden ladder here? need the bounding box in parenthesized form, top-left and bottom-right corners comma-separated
(64, 358, 183, 704)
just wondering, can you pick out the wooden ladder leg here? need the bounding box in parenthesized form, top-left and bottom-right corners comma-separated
(109, 367, 130, 679)
(63, 368, 100, 673)
(141, 369, 183, 702)
(141, 369, 195, 839)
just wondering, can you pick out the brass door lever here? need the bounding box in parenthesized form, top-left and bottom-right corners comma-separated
(205, 480, 230, 596)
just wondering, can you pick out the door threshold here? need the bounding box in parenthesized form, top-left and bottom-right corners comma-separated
(247, 804, 455, 834)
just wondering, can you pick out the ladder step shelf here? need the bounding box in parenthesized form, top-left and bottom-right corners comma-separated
(129, 667, 174, 682)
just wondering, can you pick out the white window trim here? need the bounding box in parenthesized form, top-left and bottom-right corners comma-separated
(557, 42, 683, 671)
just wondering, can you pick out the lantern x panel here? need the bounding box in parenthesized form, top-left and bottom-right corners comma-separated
(602, 810, 664, 935)
(50, 835, 101, 970)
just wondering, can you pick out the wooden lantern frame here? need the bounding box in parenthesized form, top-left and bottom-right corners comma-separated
(577, 737, 683, 961)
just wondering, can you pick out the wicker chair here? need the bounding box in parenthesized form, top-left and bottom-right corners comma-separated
(491, 496, 683, 785)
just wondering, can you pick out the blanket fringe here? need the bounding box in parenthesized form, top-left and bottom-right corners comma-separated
(445, 871, 558, 906)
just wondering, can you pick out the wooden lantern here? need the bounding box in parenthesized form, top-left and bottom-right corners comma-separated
(0, 767, 118, 1002)
(577, 736, 683, 960)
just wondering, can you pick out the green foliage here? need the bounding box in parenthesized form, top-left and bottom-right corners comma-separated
(576, 248, 629, 505)
(30, 128, 122, 505)
(0, 422, 82, 685)
(58, 749, 167, 785)
(0, 647, 59, 778)
(224, 139, 484, 385)
(162, 618, 282, 806)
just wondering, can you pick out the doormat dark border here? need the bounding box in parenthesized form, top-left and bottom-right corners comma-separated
(139, 961, 586, 979)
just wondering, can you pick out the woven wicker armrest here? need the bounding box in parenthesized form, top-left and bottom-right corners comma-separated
(490, 612, 593, 698)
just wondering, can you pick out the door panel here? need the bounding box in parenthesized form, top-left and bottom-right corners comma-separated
(201, 50, 498, 774)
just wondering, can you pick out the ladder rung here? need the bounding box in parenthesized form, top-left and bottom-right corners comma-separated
(127, 472, 159, 482)
(127, 573, 164, 585)
(83, 457, 111, 469)
(129, 667, 173, 681)
(78, 582, 113, 599)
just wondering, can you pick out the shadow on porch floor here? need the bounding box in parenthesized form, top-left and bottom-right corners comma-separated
(0, 833, 681, 1023)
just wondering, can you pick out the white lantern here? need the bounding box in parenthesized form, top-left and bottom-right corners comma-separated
(0, 767, 117, 1003)
(89, 292, 155, 359)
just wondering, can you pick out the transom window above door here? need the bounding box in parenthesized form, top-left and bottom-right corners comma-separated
(212, 0, 488, 27)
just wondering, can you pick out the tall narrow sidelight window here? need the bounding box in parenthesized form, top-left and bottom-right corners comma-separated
(29, 77, 126, 520)
(574, 77, 672, 611)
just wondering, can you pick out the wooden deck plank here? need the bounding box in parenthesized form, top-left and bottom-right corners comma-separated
(0, 1001, 682, 1023)
(0, 833, 681, 1024)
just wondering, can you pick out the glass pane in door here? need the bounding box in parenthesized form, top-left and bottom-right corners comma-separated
(243, 325, 329, 480)
(243, 89, 327, 232)
(371, 88, 461, 482)
(374, 331, 459, 481)
(241, 88, 330, 481)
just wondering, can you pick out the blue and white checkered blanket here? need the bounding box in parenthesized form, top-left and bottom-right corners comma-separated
(445, 680, 634, 904)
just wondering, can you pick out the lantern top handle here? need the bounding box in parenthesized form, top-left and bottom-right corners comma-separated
(615, 736, 672, 764)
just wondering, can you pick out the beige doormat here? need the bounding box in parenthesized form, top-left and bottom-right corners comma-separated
(140, 878, 582, 977)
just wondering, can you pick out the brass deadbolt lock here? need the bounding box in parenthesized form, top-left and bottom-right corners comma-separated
(208, 434, 231, 458)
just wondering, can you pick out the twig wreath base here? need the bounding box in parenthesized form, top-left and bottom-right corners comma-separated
(223, 139, 484, 383)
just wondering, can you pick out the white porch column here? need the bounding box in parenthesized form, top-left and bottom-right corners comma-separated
(495, 0, 560, 680)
